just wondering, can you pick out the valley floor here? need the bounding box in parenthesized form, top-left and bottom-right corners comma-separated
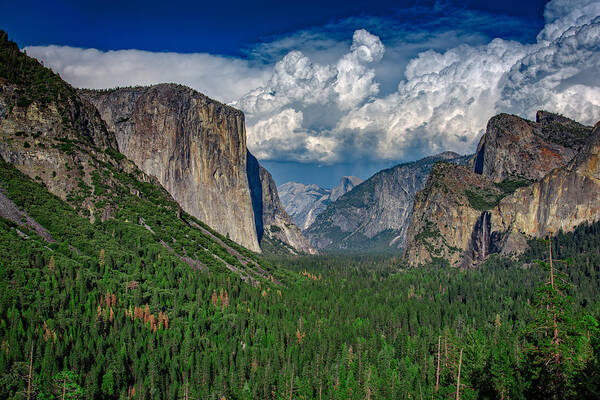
(2, 157, 600, 398)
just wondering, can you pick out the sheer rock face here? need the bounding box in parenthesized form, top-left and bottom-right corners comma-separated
(80, 84, 261, 252)
(404, 163, 502, 267)
(473, 111, 592, 182)
(247, 152, 316, 254)
(306, 152, 467, 251)
(493, 121, 600, 251)
(278, 176, 362, 231)
(406, 112, 600, 268)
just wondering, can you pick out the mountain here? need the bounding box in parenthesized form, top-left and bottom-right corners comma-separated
(0, 30, 279, 282)
(278, 176, 362, 230)
(405, 111, 597, 267)
(78, 84, 260, 251)
(472, 111, 592, 182)
(305, 152, 469, 251)
(0, 28, 284, 285)
(79, 85, 313, 254)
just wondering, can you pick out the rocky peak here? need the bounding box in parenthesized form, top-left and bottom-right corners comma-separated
(306, 152, 468, 251)
(330, 176, 363, 201)
(472, 111, 592, 182)
(278, 176, 362, 231)
(80, 84, 261, 251)
(406, 111, 600, 268)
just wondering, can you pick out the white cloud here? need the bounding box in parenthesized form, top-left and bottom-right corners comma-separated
(334, 29, 384, 110)
(501, 16, 600, 124)
(538, 0, 600, 42)
(25, 0, 600, 165)
(24, 46, 270, 103)
(233, 51, 336, 115)
(337, 39, 530, 159)
(238, 0, 600, 163)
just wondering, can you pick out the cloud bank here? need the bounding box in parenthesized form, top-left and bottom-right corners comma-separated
(24, 46, 270, 103)
(26, 0, 600, 165)
(237, 0, 600, 163)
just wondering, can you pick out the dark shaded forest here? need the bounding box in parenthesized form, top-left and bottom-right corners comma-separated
(1, 157, 600, 399)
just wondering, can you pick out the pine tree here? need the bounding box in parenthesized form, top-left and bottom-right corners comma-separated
(522, 238, 590, 399)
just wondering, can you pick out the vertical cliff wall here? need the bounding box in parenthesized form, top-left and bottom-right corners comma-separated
(80, 85, 261, 252)
(493, 121, 600, 251)
(247, 152, 316, 254)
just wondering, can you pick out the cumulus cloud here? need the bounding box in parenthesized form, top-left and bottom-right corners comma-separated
(236, 0, 600, 163)
(538, 0, 600, 42)
(25, 0, 600, 165)
(24, 46, 270, 103)
(501, 16, 600, 124)
(234, 29, 385, 162)
(337, 39, 530, 159)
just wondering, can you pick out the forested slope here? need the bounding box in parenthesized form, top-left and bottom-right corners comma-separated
(2, 151, 600, 398)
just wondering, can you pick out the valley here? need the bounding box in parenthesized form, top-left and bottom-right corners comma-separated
(2, 0, 600, 396)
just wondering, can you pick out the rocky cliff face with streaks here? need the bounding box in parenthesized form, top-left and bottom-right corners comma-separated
(80, 84, 313, 254)
(492, 121, 600, 254)
(472, 111, 592, 182)
(305, 152, 469, 251)
(405, 111, 599, 267)
(80, 84, 261, 252)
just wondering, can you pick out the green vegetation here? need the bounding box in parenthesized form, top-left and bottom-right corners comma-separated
(465, 177, 533, 211)
(464, 188, 502, 211)
(539, 113, 592, 148)
(494, 176, 532, 195)
(0, 31, 77, 108)
(2, 155, 600, 398)
(1, 27, 600, 400)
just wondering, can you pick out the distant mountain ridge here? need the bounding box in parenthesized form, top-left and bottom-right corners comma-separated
(304, 152, 470, 251)
(278, 176, 362, 231)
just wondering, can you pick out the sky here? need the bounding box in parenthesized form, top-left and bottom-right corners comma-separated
(3, 0, 600, 187)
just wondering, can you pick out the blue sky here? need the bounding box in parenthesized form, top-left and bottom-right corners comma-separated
(3, 0, 600, 187)
(4, 1, 546, 55)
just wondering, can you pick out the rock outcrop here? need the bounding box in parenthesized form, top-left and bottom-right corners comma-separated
(278, 176, 362, 230)
(472, 111, 592, 182)
(247, 152, 316, 254)
(80, 84, 261, 252)
(306, 152, 468, 251)
(406, 111, 600, 267)
(81, 84, 313, 254)
(0, 30, 127, 215)
(493, 121, 600, 252)
(404, 163, 503, 267)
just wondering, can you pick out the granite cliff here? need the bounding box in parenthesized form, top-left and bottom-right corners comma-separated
(0, 31, 283, 283)
(472, 111, 592, 182)
(405, 111, 598, 267)
(278, 176, 362, 231)
(79, 85, 261, 251)
(247, 152, 316, 254)
(80, 85, 312, 254)
(305, 152, 468, 251)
